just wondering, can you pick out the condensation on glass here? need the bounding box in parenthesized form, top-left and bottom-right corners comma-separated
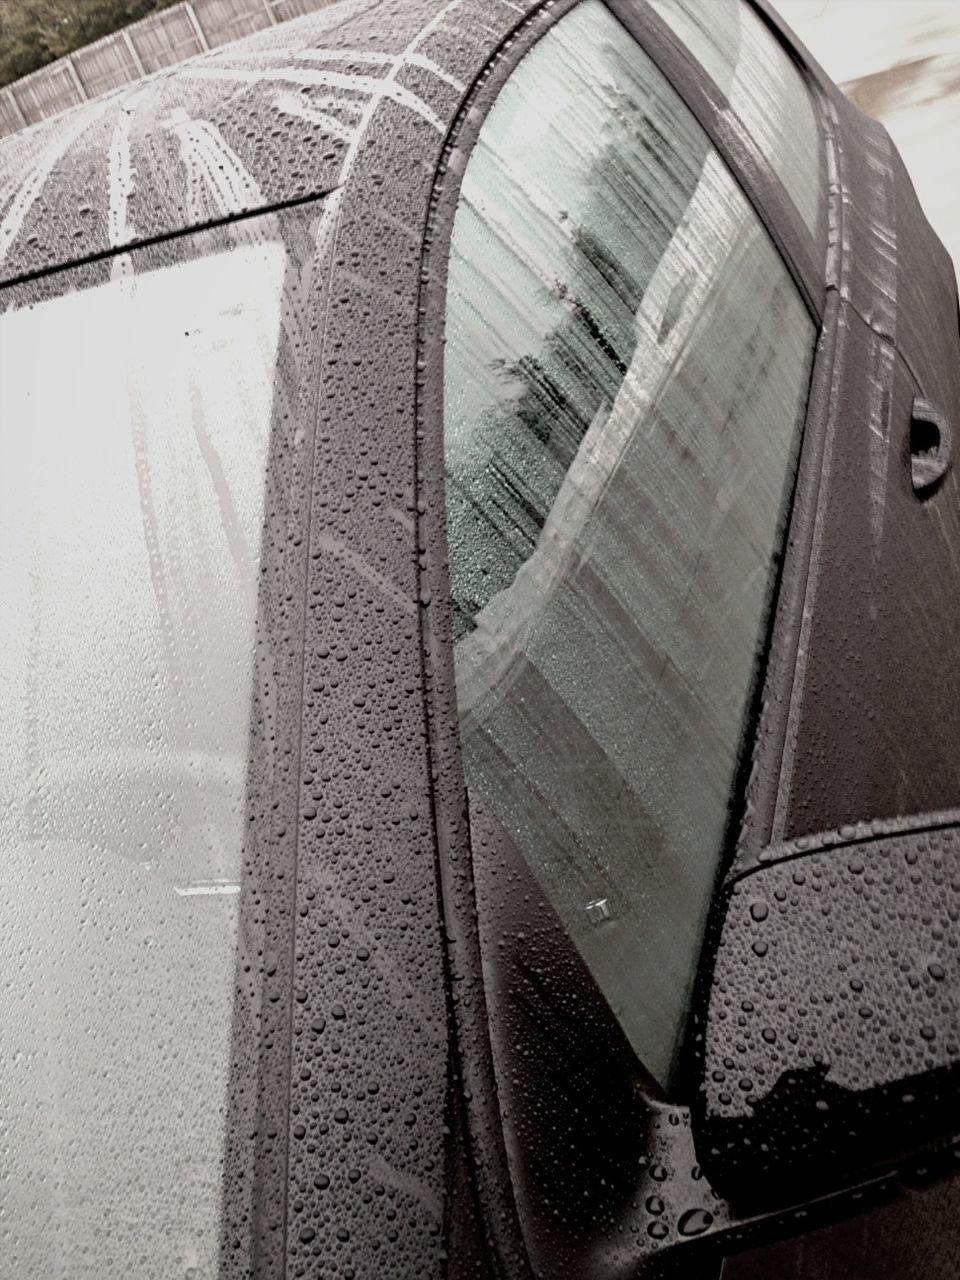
(647, 0, 822, 238)
(443, 0, 816, 1088)
(0, 228, 288, 1277)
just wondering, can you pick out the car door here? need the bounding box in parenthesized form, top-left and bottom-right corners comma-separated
(626, 7, 960, 1275)
(417, 0, 960, 1273)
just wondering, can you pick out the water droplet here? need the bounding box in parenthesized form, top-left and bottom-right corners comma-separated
(677, 1208, 714, 1237)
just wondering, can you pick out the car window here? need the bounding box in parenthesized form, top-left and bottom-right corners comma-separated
(442, 0, 816, 1089)
(647, 0, 822, 237)
(0, 221, 294, 1277)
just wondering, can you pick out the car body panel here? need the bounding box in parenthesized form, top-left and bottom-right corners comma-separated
(3, 0, 960, 1276)
(733, 46, 960, 861)
(0, 3, 546, 1278)
(0, 0, 485, 286)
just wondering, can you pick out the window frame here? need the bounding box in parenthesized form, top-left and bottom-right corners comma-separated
(607, 0, 828, 324)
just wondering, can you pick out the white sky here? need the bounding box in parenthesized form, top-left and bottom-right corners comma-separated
(774, 0, 960, 274)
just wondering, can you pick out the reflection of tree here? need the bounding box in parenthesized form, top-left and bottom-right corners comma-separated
(447, 59, 709, 639)
(447, 15, 815, 1089)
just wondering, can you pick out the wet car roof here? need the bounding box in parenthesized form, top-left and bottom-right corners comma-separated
(0, 0, 481, 287)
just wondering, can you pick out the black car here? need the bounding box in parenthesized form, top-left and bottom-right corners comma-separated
(2, 0, 960, 1276)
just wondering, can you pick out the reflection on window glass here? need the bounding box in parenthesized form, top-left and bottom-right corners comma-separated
(443, 0, 815, 1087)
(648, 0, 822, 237)
(0, 241, 285, 1277)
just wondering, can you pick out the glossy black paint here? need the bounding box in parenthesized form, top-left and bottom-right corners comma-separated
(704, 812, 960, 1205)
(3, 0, 960, 1276)
(735, 1, 960, 859)
(1, 4, 547, 1277)
(0, 0, 399, 285)
(693, 0, 960, 1241)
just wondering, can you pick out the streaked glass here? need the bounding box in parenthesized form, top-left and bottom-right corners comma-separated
(443, 0, 815, 1087)
(649, 0, 822, 237)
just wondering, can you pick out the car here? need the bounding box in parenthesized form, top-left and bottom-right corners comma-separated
(2, 0, 960, 1276)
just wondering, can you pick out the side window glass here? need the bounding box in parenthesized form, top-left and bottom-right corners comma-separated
(442, 0, 816, 1089)
(648, 0, 822, 237)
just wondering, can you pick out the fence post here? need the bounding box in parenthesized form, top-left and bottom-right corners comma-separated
(262, 0, 279, 23)
(183, 2, 211, 51)
(121, 28, 147, 78)
(64, 54, 89, 102)
(3, 86, 30, 130)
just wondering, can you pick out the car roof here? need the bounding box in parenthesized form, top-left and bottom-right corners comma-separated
(0, 0, 475, 287)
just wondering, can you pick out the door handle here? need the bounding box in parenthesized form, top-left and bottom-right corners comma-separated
(910, 397, 953, 495)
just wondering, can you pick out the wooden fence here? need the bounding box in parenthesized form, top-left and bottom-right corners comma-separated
(0, 0, 334, 138)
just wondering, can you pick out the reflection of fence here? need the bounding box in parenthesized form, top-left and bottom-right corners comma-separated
(0, 0, 333, 138)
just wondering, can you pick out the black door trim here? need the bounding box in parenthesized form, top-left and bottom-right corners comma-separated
(604, 0, 826, 324)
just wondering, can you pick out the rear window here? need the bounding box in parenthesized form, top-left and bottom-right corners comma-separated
(442, 0, 816, 1087)
(0, 221, 291, 1277)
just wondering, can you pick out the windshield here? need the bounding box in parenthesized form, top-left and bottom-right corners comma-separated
(0, 218, 302, 1277)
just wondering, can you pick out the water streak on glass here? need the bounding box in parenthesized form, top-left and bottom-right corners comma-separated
(648, 0, 822, 237)
(443, 0, 816, 1088)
